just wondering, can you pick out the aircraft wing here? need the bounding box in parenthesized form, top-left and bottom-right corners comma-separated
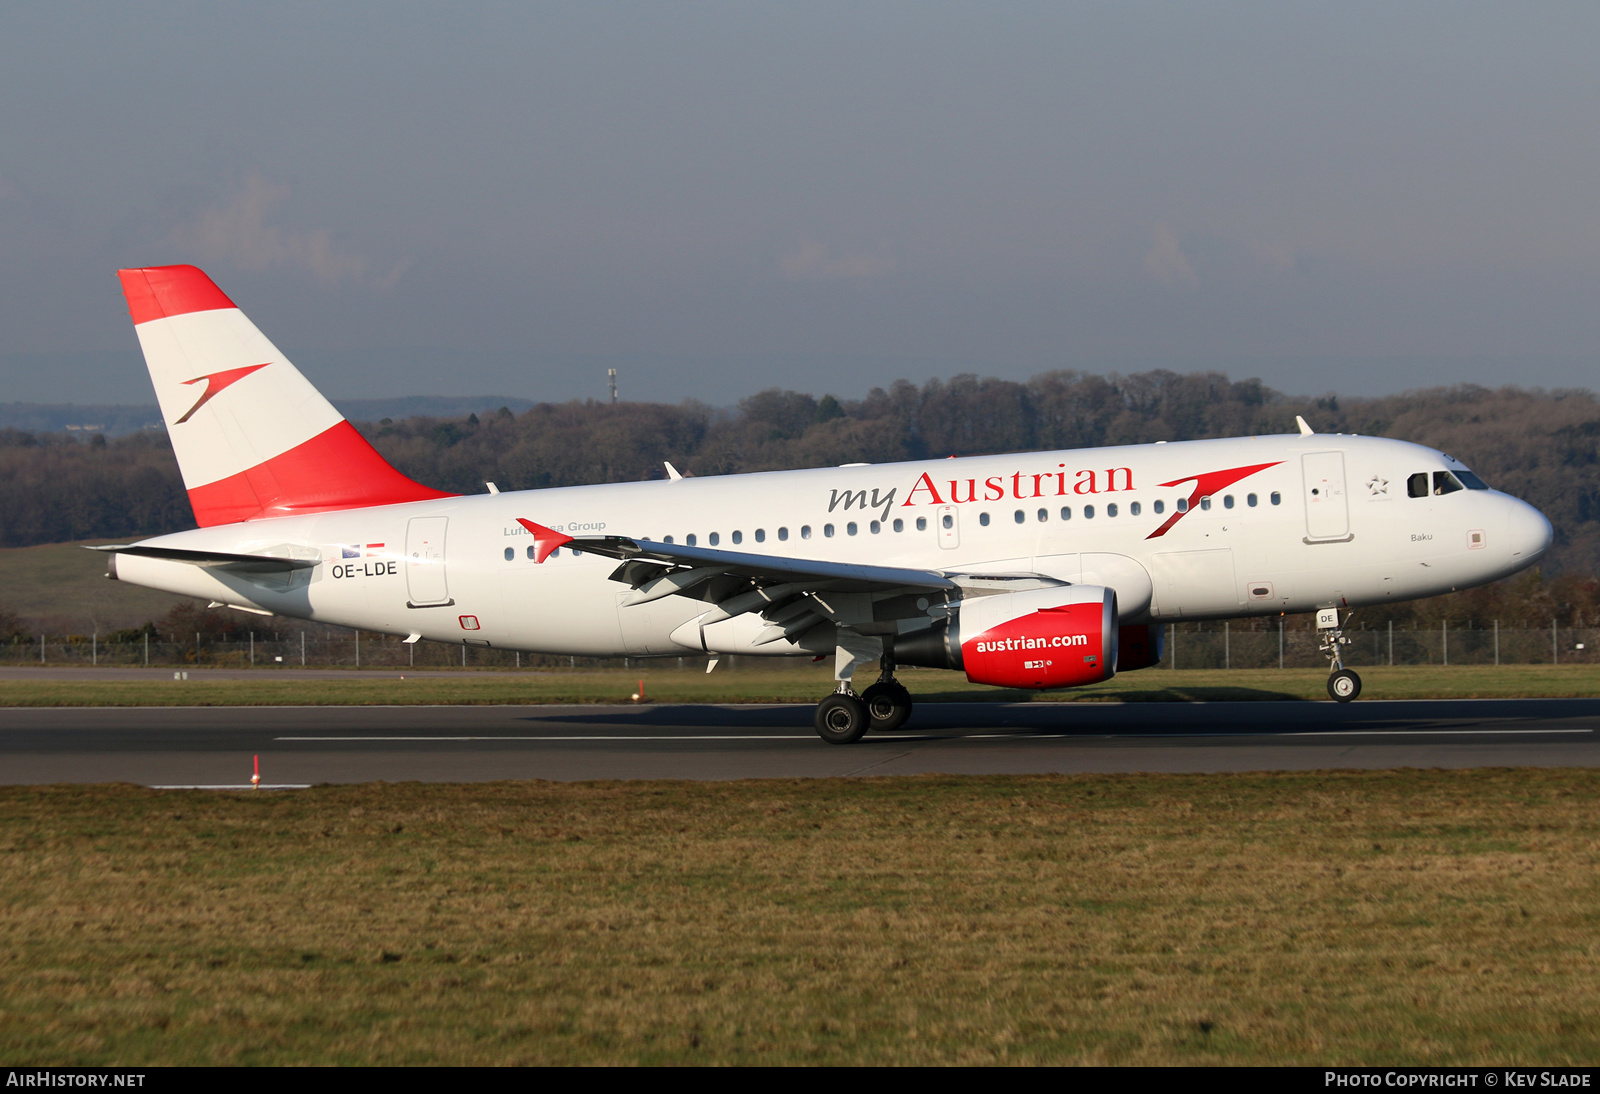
(517, 518, 1060, 643)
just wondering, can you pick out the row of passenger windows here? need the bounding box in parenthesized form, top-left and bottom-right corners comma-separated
(501, 491, 1285, 560)
(979, 491, 1282, 524)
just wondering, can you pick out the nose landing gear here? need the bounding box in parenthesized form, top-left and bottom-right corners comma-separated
(1328, 668, 1362, 702)
(1318, 608, 1362, 703)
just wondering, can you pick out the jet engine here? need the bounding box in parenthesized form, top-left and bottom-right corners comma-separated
(896, 585, 1118, 689)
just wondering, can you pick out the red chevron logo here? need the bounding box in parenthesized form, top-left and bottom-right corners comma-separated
(175, 363, 269, 424)
(1145, 461, 1283, 539)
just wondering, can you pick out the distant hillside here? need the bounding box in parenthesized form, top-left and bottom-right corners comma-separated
(0, 403, 166, 436)
(1, 370, 1597, 574)
(0, 396, 538, 437)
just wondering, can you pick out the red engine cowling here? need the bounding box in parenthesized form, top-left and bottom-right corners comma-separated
(958, 585, 1118, 689)
(1115, 624, 1165, 671)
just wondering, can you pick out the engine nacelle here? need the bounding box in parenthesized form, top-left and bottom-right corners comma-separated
(897, 585, 1117, 690)
(1115, 624, 1165, 672)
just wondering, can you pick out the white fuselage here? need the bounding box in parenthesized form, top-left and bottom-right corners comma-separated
(109, 433, 1552, 658)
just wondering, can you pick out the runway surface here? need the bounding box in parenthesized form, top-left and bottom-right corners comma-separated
(2, 698, 1599, 785)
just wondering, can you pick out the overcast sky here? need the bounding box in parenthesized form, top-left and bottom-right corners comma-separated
(3, 2, 1600, 405)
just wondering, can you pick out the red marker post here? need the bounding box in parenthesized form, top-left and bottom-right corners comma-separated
(252, 754, 260, 790)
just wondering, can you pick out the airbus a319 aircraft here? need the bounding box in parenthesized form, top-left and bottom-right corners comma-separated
(100, 265, 1553, 743)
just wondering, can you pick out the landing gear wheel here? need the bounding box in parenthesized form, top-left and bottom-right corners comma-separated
(815, 693, 870, 744)
(860, 681, 913, 732)
(1328, 669, 1362, 703)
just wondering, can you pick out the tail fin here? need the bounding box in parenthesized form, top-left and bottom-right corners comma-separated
(117, 265, 454, 526)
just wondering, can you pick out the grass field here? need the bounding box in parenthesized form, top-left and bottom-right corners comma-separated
(4, 770, 1599, 1065)
(0, 540, 191, 632)
(2, 663, 1600, 707)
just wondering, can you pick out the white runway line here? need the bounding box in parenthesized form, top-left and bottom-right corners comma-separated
(274, 735, 820, 742)
(272, 728, 1595, 744)
(150, 784, 312, 790)
(1284, 728, 1593, 736)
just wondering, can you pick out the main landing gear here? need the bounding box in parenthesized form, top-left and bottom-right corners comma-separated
(1318, 608, 1362, 703)
(813, 654, 914, 744)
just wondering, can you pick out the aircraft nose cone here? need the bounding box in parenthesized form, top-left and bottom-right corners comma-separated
(1506, 497, 1553, 563)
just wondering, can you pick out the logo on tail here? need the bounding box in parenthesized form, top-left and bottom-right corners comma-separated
(175, 363, 269, 424)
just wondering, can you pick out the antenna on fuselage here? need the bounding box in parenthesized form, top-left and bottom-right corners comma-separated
(1296, 415, 1315, 436)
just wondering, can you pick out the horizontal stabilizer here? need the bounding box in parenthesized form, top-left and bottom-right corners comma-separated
(88, 544, 318, 574)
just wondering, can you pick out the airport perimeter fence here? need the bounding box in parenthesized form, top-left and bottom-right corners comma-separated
(1161, 620, 1599, 671)
(0, 627, 787, 672)
(3, 620, 1598, 671)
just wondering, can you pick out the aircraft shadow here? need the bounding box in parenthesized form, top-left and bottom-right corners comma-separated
(521, 696, 1600, 736)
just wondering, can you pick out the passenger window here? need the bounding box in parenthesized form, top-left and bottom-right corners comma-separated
(1060, 507, 1072, 520)
(686, 534, 697, 546)
(1433, 471, 1464, 496)
(778, 527, 788, 541)
(846, 522, 858, 536)
(1153, 500, 1164, 515)
(663, 536, 674, 544)
(1270, 492, 1281, 506)
(1223, 495, 1234, 509)
(1037, 508, 1048, 522)
(870, 520, 880, 534)
(979, 512, 991, 527)
(1247, 493, 1257, 507)
(731, 530, 742, 545)
(942, 514, 953, 529)
(916, 517, 927, 531)
(709, 532, 720, 546)
(1130, 501, 1141, 516)
(824, 524, 835, 537)
(1084, 505, 1096, 518)
(1107, 503, 1118, 517)
(893, 518, 904, 532)
(1407, 473, 1429, 498)
(1177, 498, 1188, 512)
(1013, 510, 1025, 524)
(801, 526, 811, 539)
(755, 529, 765, 543)
(1200, 496, 1212, 511)
(526, 546, 536, 559)
(504, 547, 514, 561)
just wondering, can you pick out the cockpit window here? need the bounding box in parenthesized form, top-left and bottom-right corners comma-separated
(1407, 472, 1429, 498)
(1455, 469, 1490, 490)
(1432, 471, 1465, 496)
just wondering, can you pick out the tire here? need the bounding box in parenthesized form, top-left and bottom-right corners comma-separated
(1328, 668, 1362, 703)
(860, 681, 913, 732)
(814, 693, 870, 744)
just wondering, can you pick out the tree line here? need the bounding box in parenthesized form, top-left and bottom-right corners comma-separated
(4, 369, 1600, 576)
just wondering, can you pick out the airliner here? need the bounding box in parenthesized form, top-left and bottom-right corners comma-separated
(99, 265, 1554, 743)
